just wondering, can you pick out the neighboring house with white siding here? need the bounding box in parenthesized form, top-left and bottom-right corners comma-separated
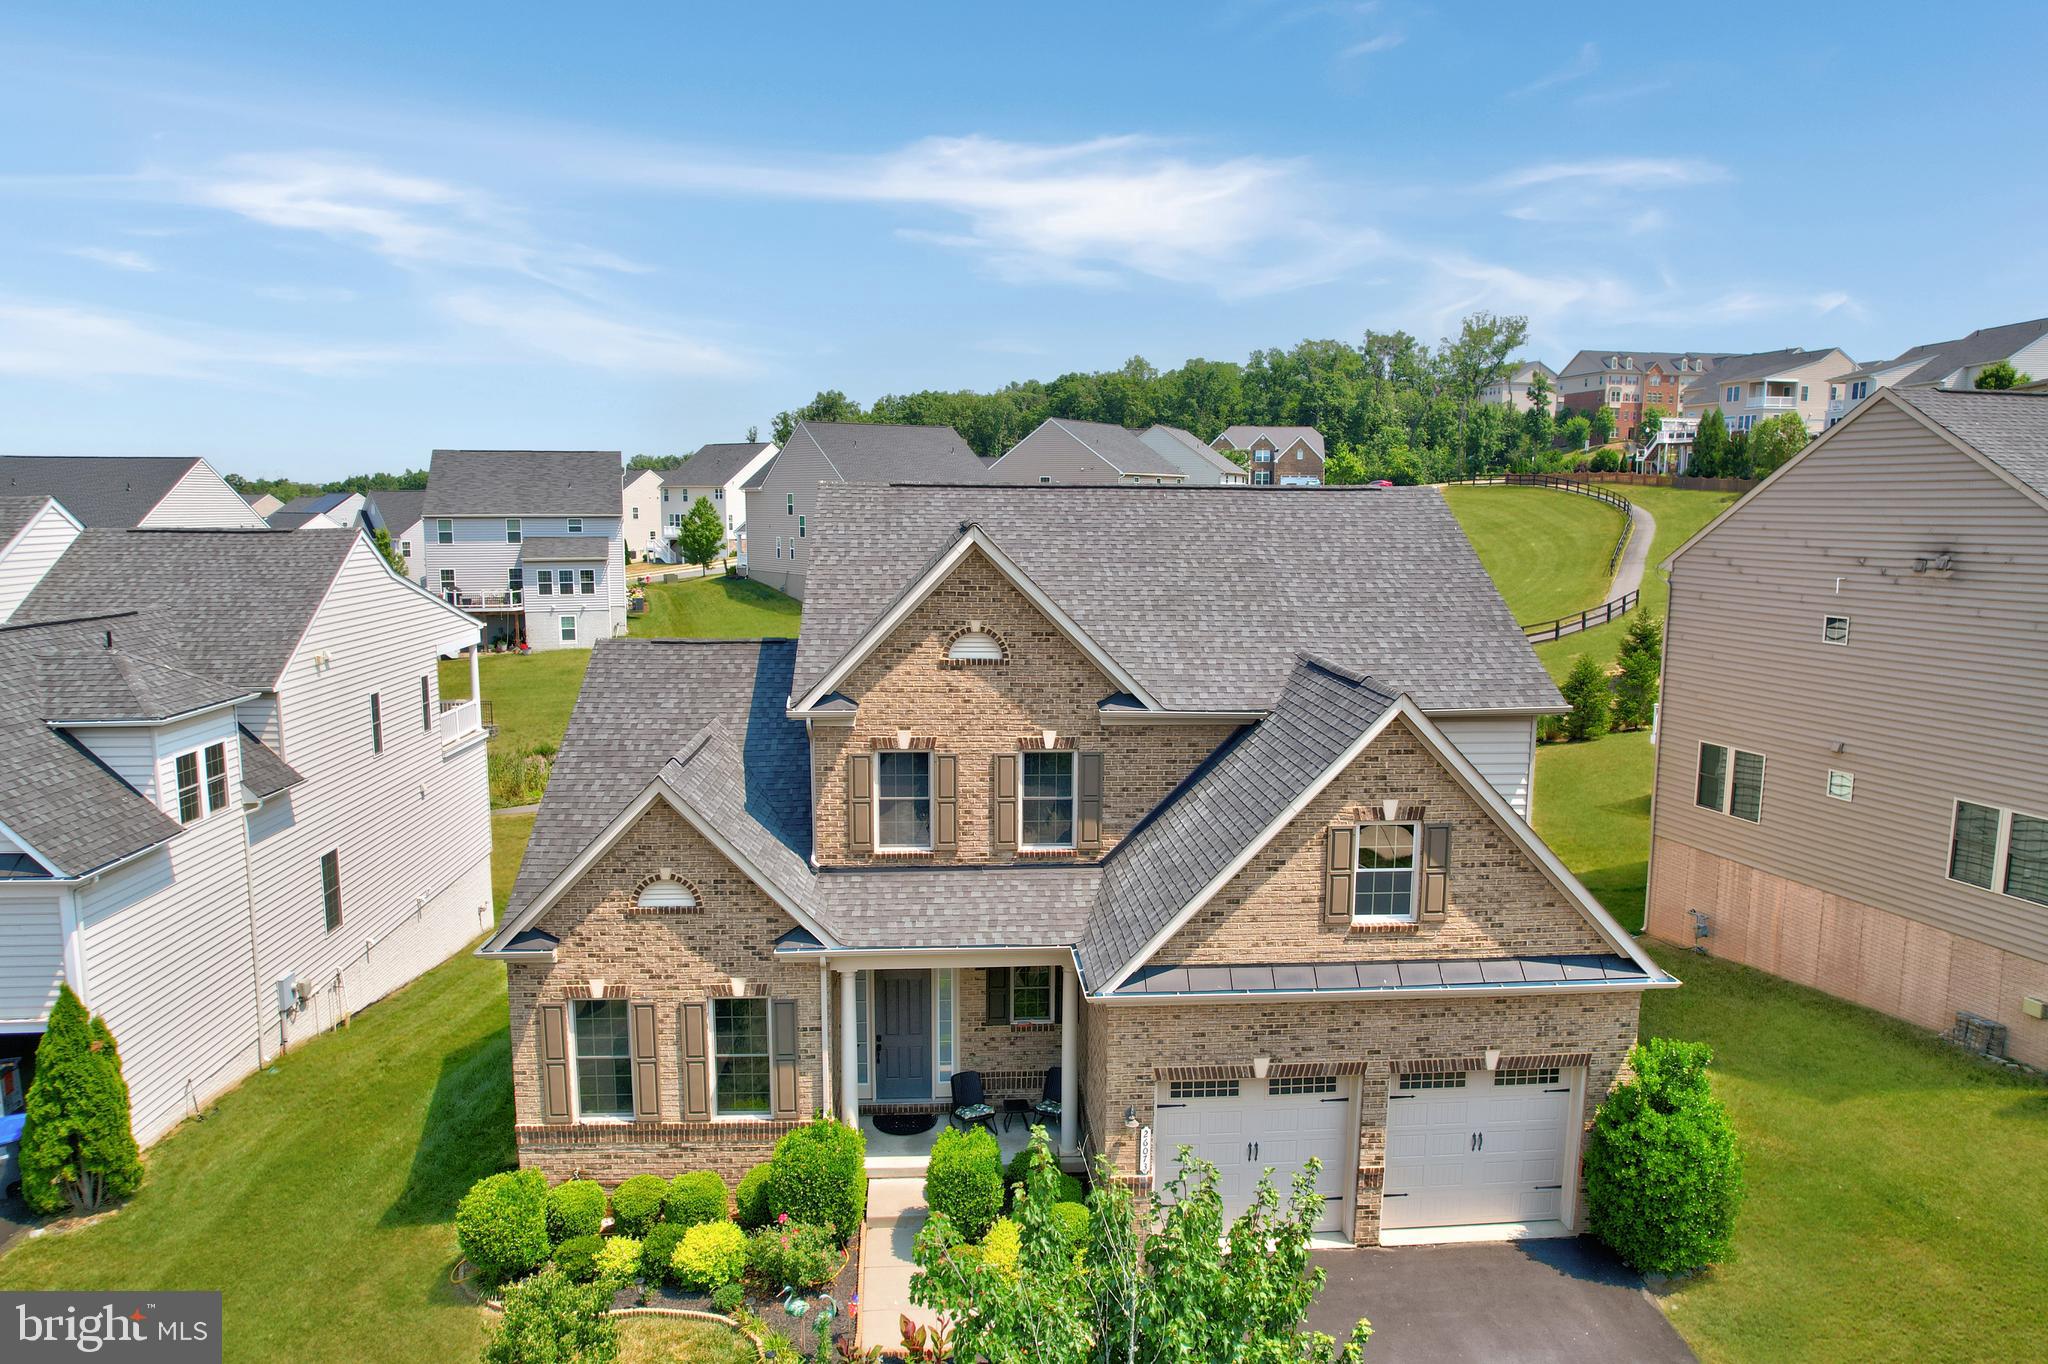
(1683, 347, 1853, 435)
(622, 468, 665, 561)
(0, 496, 82, 623)
(271, 491, 368, 531)
(1647, 386, 2048, 1068)
(657, 442, 777, 562)
(0, 455, 268, 529)
(1480, 361, 1562, 414)
(0, 526, 491, 1145)
(1826, 316, 2048, 427)
(364, 489, 428, 578)
(419, 450, 627, 650)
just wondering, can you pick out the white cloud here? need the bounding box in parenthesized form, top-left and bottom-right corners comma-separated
(0, 300, 399, 380)
(437, 291, 746, 376)
(1492, 158, 1730, 192)
(65, 246, 157, 272)
(1340, 32, 1405, 58)
(1508, 43, 1598, 98)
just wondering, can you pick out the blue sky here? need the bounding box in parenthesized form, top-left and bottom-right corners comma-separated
(3, 2, 2044, 480)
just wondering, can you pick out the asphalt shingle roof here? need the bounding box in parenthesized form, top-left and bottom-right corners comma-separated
(1076, 656, 1397, 985)
(788, 422, 991, 482)
(1849, 317, 2048, 385)
(1893, 387, 2048, 500)
(1214, 425, 1326, 457)
(0, 456, 202, 527)
(992, 419, 1185, 480)
(663, 443, 774, 488)
(239, 725, 305, 798)
(32, 645, 250, 722)
(0, 495, 55, 548)
(1143, 426, 1250, 482)
(794, 484, 1560, 713)
(1687, 347, 1848, 386)
(1114, 952, 1648, 995)
(422, 451, 624, 518)
(518, 535, 612, 560)
(364, 488, 427, 532)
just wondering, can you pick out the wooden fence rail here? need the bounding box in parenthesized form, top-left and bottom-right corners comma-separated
(1523, 589, 1640, 642)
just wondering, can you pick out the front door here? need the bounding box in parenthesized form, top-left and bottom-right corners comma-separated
(874, 970, 932, 1101)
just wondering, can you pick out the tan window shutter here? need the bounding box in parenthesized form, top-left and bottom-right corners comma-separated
(771, 998, 800, 1119)
(846, 753, 874, 855)
(630, 1001, 661, 1120)
(539, 1002, 572, 1123)
(992, 753, 1019, 851)
(1324, 825, 1357, 924)
(1420, 822, 1452, 921)
(681, 1001, 710, 1120)
(933, 753, 958, 852)
(1077, 752, 1104, 850)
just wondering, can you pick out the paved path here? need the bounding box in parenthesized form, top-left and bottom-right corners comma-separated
(493, 803, 540, 818)
(1531, 496, 1656, 642)
(1307, 1239, 1692, 1363)
(858, 1179, 935, 1353)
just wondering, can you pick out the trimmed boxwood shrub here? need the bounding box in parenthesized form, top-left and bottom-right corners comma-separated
(766, 1119, 867, 1245)
(665, 1170, 729, 1229)
(979, 1216, 1020, 1278)
(734, 1162, 774, 1229)
(456, 1168, 550, 1283)
(593, 1237, 641, 1288)
(674, 1220, 748, 1290)
(639, 1223, 687, 1286)
(544, 1179, 606, 1244)
(1049, 1200, 1091, 1251)
(552, 1233, 604, 1283)
(610, 1173, 669, 1237)
(924, 1126, 1002, 1242)
(1584, 1038, 1745, 1274)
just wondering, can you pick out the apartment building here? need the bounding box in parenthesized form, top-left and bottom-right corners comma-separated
(1685, 348, 1853, 435)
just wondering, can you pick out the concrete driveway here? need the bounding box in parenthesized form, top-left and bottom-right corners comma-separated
(1307, 1238, 1692, 1363)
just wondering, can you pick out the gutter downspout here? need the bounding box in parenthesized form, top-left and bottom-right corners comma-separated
(239, 800, 268, 1067)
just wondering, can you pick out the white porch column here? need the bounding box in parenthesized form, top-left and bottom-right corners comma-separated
(467, 644, 481, 708)
(837, 967, 860, 1127)
(1059, 967, 1078, 1154)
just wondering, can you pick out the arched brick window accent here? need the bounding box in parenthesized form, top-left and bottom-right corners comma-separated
(941, 622, 1009, 667)
(629, 872, 702, 915)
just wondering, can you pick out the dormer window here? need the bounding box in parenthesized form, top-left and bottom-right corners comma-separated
(947, 630, 1004, 663)
(175, 741, 230, 824)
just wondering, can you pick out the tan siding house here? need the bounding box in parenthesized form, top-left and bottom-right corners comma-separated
(1647, 387, 2048, 1065)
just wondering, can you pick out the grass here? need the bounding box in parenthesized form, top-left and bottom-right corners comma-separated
(616, 1314, 758, 1363)
(1639, 946, 2048, 1364)
(0, 813, 535, 1364)
(1441, 484, 1623, 624)
(438, 576, 801, 806)
(1531, 729, 1654, 930)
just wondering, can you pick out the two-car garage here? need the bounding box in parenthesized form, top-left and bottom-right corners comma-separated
(1151, 1064, 1582, 1244)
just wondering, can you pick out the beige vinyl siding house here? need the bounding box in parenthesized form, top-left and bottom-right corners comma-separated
(0, 455, 266, 529)
(0, 497, 83, 623)
(1647, 387, 2048, 1066)
(1684, 347, 1853, 436)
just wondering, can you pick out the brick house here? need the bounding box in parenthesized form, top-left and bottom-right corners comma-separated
(1209, 426, 1326, 486)
(481, 485, 1671, 1246)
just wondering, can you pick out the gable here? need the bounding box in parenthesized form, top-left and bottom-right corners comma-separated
(1157, 715, 1608, 967)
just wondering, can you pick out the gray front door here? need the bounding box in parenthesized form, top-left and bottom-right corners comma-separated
(874, 970, 932, 1101)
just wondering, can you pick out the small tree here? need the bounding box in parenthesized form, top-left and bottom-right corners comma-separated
(1613, 646, 1660, 731)
(481, 1266, 618, 1364)
(1691, 408, 1729, 476)
(1584, 1039, 1744, 1275)
(17, 985, 143, 1216)
(1974, 359, 2032, 390)
(677, 495, 724, 575)
(1558, 412, 1591, 451)
(1746, 411, 1809, 475)
(1637, 406, 1665, 445)
(1559, 654, 1610, 741)
(1589, 404, 1618, 447)
(373, 526, 407, 575)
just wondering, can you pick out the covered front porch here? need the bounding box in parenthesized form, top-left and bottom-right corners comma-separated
(815, 951, 1083, 1174)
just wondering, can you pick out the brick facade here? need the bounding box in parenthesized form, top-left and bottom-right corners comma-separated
(809, 548, 1235, 865)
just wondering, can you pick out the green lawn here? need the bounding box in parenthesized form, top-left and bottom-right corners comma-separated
(617, 1314, 757, 1363)
(1441, 484, 1623, 624)
(438, 576, 801, 806)
(1531, 729, 1654, 930)
(0, 813, 535, 1364)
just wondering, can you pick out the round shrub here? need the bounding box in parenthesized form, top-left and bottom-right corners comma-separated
(924, 1126, 1002, 1242)
(610, 1173, 669, 1237)
(1584, 1038, 1745, 1275)
(734, 1162, 774, 1229)
(593, 1236, 642, 1288)
(1049, 1200, 1091, 1251)
(1003, 1147, 1083, 1208)
(979, 1217, 1020, 1279)
(545, 1179, 606, 1245)
(746, 1220, 838, 1291)
(552, 1233, 604, 1283)
(710, 1282, 745, 1314)
(673, 1220, 749, 1290)
(639, 1223, 686, 1286)
(665, 1170, 729, 1229)
(766, 1119, 867, 1245)
(456, 1168, 551, 1283)
(484, 1267, 616, 1364)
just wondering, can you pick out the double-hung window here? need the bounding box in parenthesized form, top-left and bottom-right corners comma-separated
(560, 616, 577, 643)
(420, 676, 433, 732)
(435, 518, 452, 544)
(439, 569, 456, 599)
(1950, 800, 2048, 906)
(537, 569, 553, 596)
(203, 742, 228, 812)
(798, 515, 806, 539)
(1822, 616, 1850, 645)
(508, 568, 522, 602)
(1010, 965, 1054, 1023)
(572, 1000, 632, 1119)
(712, 997, 771, 1116)
(1695, 742, 1764, 822)
(175, 752, 203, 823)
(787, 494, 794, 515)
(505, 518, 521, 544)
(1021, 751, 1076, 849)
(567, 517, 582, 534)
(370, 694, 383, 754)
(579, 569, 595, 595)
(1354, 823, 1418, 920)
(876, 751, 932, 850)
(320, 850, 342, 930)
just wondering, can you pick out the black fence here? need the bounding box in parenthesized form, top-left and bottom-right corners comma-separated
(1523, 590, 1640, 642)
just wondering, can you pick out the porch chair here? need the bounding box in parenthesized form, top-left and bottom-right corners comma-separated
(1030, 1066, 1062, 1128)
(949, 1070, 998, 1135)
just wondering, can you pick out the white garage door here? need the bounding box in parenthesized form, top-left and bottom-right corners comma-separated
(1382, 1067, 1576, 1234)
(1152, 1076, 1353, 1233)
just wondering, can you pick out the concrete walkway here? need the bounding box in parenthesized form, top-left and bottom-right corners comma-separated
(1535, 497, 1657, 641)
(858, 1178, 936, 1353)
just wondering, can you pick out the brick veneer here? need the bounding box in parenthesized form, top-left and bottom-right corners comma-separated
(509, 800, 824, 1185)
(955, 965, 1063, 1081)
(1162, 716, 1611, 965)
(810, 548, 1236, 865)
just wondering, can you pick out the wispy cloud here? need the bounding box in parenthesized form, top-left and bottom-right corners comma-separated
(65, 246, 157, 272)
(0, 299, 400, 380)
(255, 283, 359, 304)
(1340, 32, 1405, 58)
(1492, 158, 1730, 191)
(1508, 42, 1598, 98)
(436, 291, 747, 376)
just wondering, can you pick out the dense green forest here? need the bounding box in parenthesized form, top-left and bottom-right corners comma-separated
(225, 467, 428, 503)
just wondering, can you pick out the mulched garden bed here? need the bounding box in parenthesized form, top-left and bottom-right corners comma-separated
(617, 1234, 862, 1359)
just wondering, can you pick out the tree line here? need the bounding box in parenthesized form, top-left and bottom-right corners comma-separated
(225, 468, 429, 503)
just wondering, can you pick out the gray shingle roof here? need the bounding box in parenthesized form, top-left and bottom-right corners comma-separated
(32, 645, 250, 722)
(742, 455, 778, 492)
(1142, 426, 1250, 482)
(0, 495, 55, 547)
(0, 456, 202, 527)
(1848, 316, 2048, 386)
(994, 420, 1186, 480)
(816, 864, 1101, 948)
(1556, 349, 1729, 379)
(422, 451, 624, 518)
(794, 484, 1559, 713)
(1213, 425, 1326, 457)
(518, 535, 612, 561)
(1687, 347, 1848, 386)
(266, 509, 335, 530)
(281, 492, 354, 516)
(1892, 387, 2048, 501)
(365, 488, 427, 533)
(789, 422, 992, 482)
(239, 725, 304, 798)
(663, 443, 774, 488)
(15, 529, 357, 692)
(1076, 657, 1397, 986)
